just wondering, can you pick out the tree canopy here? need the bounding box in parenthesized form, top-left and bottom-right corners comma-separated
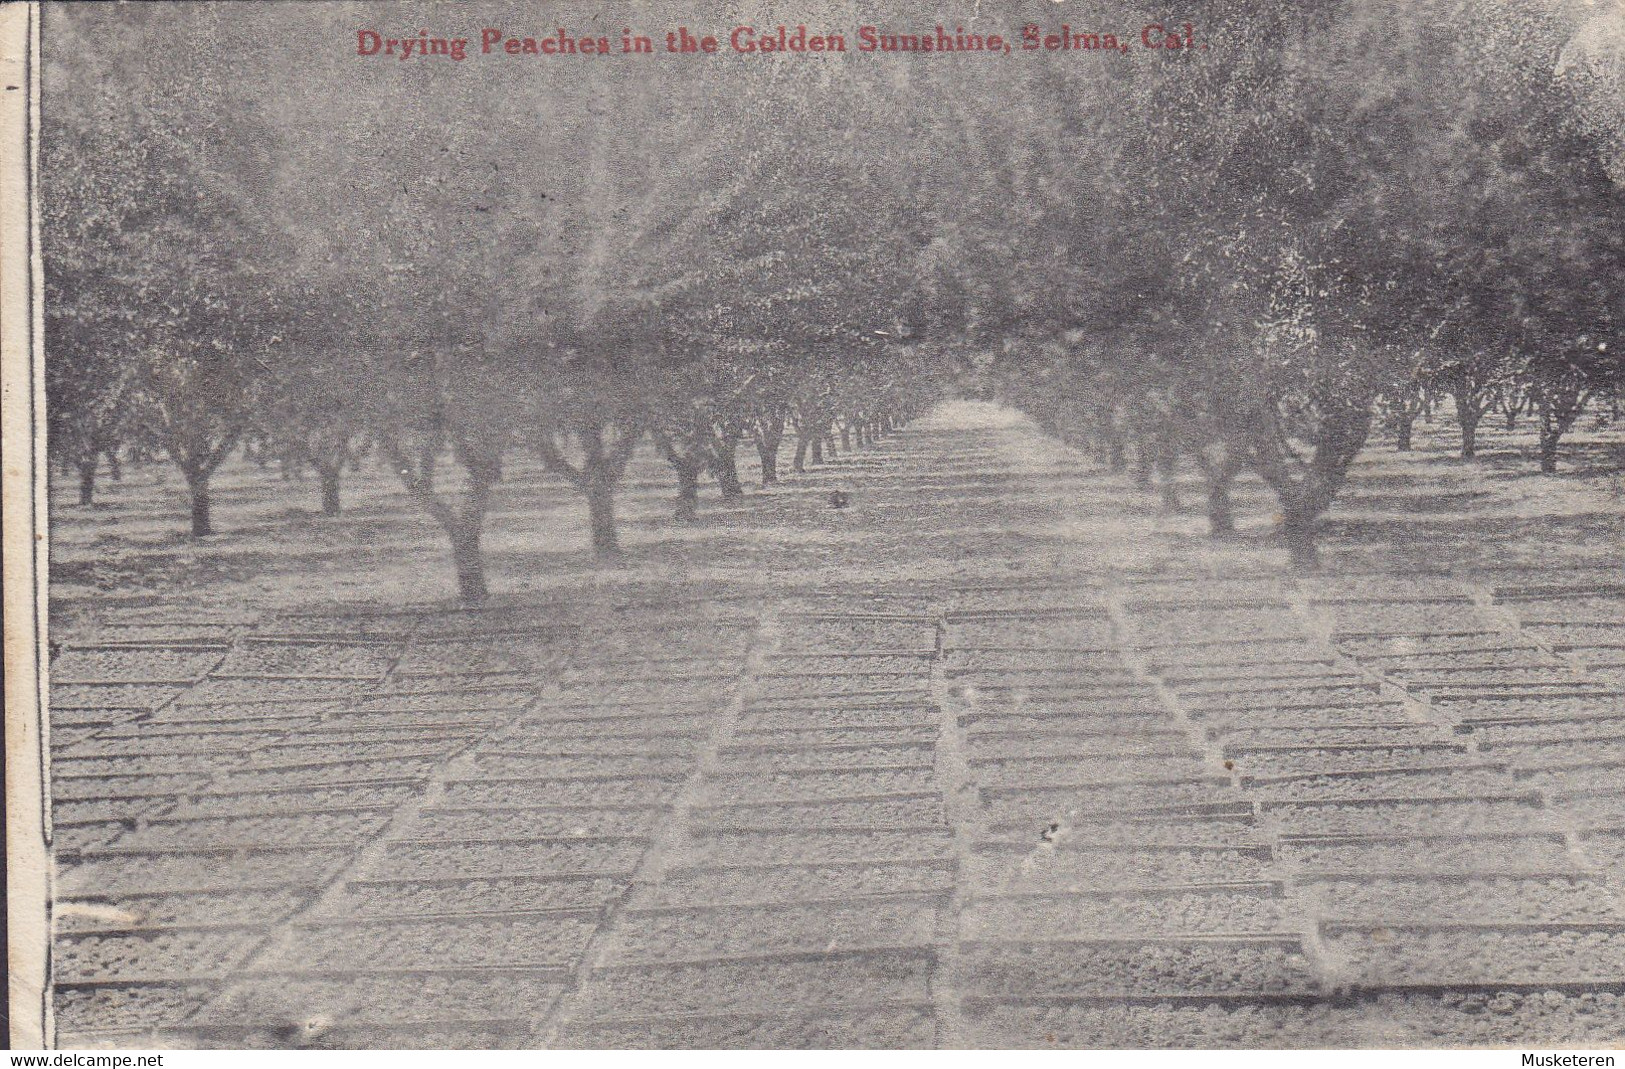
(42, 0, 1624, 593)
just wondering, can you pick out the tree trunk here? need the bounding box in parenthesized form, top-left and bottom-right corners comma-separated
(712, 437, 744, 499)
(1538, 430, 1559, 474)
(823, 432, 837, 459)
(792, 434, 809, 474)
(810, 437, 824, 465)
(187, 470, 213, 536)
(1395, 412, 1414, 452)
(384, 432, 501, 604)
(1538, 405, 1562, 475)
(445, 466, 497, 604)
(1198, 448, 1242, 537)
(657, 429, 709, 522)
(1281, 506, 1320, 573)
(448, 513, 488, 604)
(1457, 402, 1483, 459)
(840, 423, 852, 451)
(1156, 436, 1180, 510)
(1132, 439, 1155, 489)
(1207, 478, 1235, 536)
(1245, 399, 1372, 577)
(106, 450, 122, 483)
(77, 459, 97, 506)
(1530, 389, 1587, 476)
(756, 428, 782, 486)
(675, 464, 700, 521)
(586, 475, 619, 557)
(1107, 431, 1127, 472)
(537, 418, 637, 562)
(318, 464, 342, 516)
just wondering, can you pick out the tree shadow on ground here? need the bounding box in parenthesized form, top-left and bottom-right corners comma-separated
(1322, 510, 1622, 572)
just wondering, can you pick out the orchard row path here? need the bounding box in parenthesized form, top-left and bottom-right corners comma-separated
(48, 402, 1625, 1047)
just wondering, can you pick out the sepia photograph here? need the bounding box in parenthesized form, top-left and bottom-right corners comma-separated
(5, 0, 1625, 1051)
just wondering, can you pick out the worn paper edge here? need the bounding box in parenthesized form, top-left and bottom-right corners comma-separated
(2, 0, 54, 1052)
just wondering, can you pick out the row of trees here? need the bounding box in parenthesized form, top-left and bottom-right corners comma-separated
(45, 0, 1624, 593)
(970, 0, 1623, 568)
(44, 5, 947, 601)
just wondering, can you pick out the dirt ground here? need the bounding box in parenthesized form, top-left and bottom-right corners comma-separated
(44, 400, 1625, 1048)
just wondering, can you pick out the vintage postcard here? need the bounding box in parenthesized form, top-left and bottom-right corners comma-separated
(4, 0, 1625, 1051)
